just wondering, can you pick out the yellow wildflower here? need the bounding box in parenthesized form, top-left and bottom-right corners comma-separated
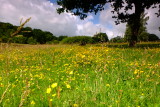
(140, 71, 144, 73)
(46, 88, 51, 94)
(81, 55, 85, 58)
(73, 104, 78, 107)
(52, 94, 56, 97)
(69, 71, 73, 75)
(51, 83, 58, 88)
(31, 100, 35, 105)
(106, 84, 110, 87)
(66, 84, 71, 88)
(134, 69, 139, 74)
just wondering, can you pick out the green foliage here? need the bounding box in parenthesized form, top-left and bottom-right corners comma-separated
(124, 13, 150, 42)
(27, 37, 37, 45)
(1, 36, 9, 43)
(138, 32, 149, 42)
(93, 33, 109, 43)
(110, 36, 124, 43)
(61, 36, 93, 45)
(0, 22, 16, 42)
(32, 29, 46, 44)
(58, 36, 68, 41)
(0, 22, 57, 44)
(148, 34, 159, 41)
(44, 31, 57, 41)
(46, 40, 59, 44)
(21, 27, 33, 38)
(12, 36, 27, 44)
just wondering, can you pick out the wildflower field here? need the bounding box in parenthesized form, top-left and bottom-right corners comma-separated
(0, 44, 160, 107)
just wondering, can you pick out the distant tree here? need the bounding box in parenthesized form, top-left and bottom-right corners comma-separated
(148, 34, 159, 41)
(12, 35, 27, 44)
(44, 31, 57, 42)
(58, 36, 68, 41)
(47, 40, 59, 44)
(0, 22, 15, 42)
(57, 0, 160, 47)
(22, 27, 33, 38)
(27, 37, 37, 44)
(138, 32, 149, 42)
(61, 36, 93, 45)
(32, 29, 46, 44)
(1, 36, 8, 43)
(110, 36, 124, 43)
(0, 21, 56, 44)
(93, 32, 109, 43)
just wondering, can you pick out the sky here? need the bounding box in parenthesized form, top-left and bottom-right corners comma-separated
(0, 0, 160, 39)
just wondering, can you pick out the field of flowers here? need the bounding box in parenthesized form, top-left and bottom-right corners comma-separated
(0, 44, 160, 107)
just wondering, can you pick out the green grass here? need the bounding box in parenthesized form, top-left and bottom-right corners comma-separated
(0, 43, 160, 107)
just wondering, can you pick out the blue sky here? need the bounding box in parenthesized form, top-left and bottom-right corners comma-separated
(0, 0, 160, 39)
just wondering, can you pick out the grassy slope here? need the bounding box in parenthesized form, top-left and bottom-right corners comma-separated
(0, 44, 160, 107)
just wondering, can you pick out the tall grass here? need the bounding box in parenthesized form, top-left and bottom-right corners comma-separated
(0, 44, 160, 107)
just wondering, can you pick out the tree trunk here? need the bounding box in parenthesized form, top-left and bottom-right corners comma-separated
(129, 40, 136, 47)
(128, 2, 143, 47)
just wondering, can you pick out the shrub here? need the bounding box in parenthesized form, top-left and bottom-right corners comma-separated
(27, 37, 37, 45)
(47, 40, 59, 44)
(93, 33, 109, 43)
(110, 36, 125, 43)
(148, 34, 159, 41)
(58, 36, 68, 41)
(12, 36, 27, 44)
(61, 36, 93, 45)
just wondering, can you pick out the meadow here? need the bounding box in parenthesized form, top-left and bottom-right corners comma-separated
(0, 43, 160, 107)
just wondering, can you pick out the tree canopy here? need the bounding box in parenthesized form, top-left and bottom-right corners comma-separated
(57, 0, 160, 46)
(93, 32, 109, 43)
(124, 12, 149, 42)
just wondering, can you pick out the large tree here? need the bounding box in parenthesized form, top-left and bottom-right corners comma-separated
(124, 13, 149, 42)
(57, 0, 160, 47)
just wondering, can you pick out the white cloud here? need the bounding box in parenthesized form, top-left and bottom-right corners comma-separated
(0, 0, 79, 36)
(0, 0, 105, 37)
(0, 0, 159, 38)
(99, 6, 126, 39)
(76, 22, 100, 36)
(146, 7, 160, 37)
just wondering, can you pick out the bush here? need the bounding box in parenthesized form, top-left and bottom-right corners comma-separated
(61, 36, 93, 45)
(1, 36, 9, 43)
(12, 36, 27, 44)
(148, 34, 159, 41)
(58, 36, 68, 41)
(46, 40, 59, 44)
(110, 36, 125, 43)
(27, 37, 37, 45)
(138, 32, 149, 42)
(93, 33, 109, 43)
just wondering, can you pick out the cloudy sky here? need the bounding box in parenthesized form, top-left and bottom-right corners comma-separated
(0, 0, 160, 39)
